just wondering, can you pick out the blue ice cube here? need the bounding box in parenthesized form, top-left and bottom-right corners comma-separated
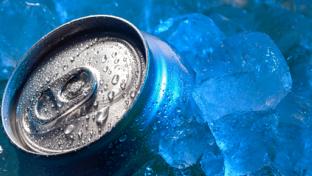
(287, 47, 312, 99)
(52, 0, 220, 33)
(252, 0, 312, 18)
(200, 150, 224, 176)
(300, 126, 312, 175)
(209, 112, 278, 175)
(158, 121, 216, 169)
(0, 1, 60, 60)
(273, 89, 312, 175)
(253, 6, 312, 55)
(193, 32, 292, 121)
(0, 1, 61, 80)
(274, 44, 312, 176)
(0, 51, 16, 81)
(154, 13, 225, 82)
(145, 0, 227, 32)
(207, 5, 256, 36)
(53, 0, 150, 29)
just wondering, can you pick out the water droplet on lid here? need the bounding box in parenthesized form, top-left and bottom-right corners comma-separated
(78, 130, 83, 139)
(83, 90, 89, 96)
(122, 93, 127, 98)
(70, 57, 75, 62)
(64, 124, 75, 135)
(111, 75, 119, 85)
(114, 59, 120, 64)
(63, 65, 68, 71)
(90, 130, 94, 137)
(101, 55, 107, 63)
(125, 100, 129, 106)
(108, 91, 115, 101)
(120, 82, 126, 90)
(96, 107, 110, 126)
(103, 84, 108, 91)
(130, 91, 136, 99)
(93, 101, 99, 109)
(103, 66, 108, 72)
(57, 103, 63, 108)
(85, 115, 90, 120)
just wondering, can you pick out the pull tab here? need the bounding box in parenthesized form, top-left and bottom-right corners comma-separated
(28, 67, 98, 134)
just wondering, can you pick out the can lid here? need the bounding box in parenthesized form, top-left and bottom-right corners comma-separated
(2, 15, 147, 155)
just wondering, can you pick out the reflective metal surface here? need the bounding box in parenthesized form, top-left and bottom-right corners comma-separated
(2, 15, 147, 155)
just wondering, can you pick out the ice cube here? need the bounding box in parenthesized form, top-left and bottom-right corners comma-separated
(251, 0, 312, 18)
(287, 47, 312, 99)
(0, 50, 16, 81)
(154, 13, 225, 82)
(200, 150, 224, 176)
(209, 111, 278, 175)
(158, 121, 216, 169)
(0, 1, 60, 59)
(252, 5, 312, 56)
(274, 93, 312, 175)
(206, 5, 255, 36)
(193, 32, 292, 121)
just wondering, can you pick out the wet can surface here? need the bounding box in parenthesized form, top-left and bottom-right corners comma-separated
(1, 15, 193, 175)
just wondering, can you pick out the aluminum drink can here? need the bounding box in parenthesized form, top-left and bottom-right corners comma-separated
(1, 15, 193, 176)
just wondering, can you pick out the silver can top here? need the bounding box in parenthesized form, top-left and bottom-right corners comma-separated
(2, 15, 147, 155)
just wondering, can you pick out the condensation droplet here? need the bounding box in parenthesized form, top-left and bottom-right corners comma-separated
(111, 75, 120, 85)
(64, 124, 75, 135)
(70, 57, 75, 62)
(120, 82, 126, 90)
(96, 107, 110, 126)
(78, 130, 83, 139)
(93, 101, 99, 109)
(108, 91, 115, 101)
(103, 84, 108, 91)
(101, 55, 108, 63)
(119, 134, 127, 142)
(114, 59, 120, 64)
(63, 65, 68, 71)
(130, 91, 136, 99)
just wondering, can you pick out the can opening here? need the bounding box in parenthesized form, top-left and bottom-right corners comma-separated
(2, 15, 148, 155)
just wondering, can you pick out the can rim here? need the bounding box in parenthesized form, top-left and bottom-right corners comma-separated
(1, 15, 150, 156)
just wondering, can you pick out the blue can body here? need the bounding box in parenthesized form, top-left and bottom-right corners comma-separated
(2, 16, 195, 175)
